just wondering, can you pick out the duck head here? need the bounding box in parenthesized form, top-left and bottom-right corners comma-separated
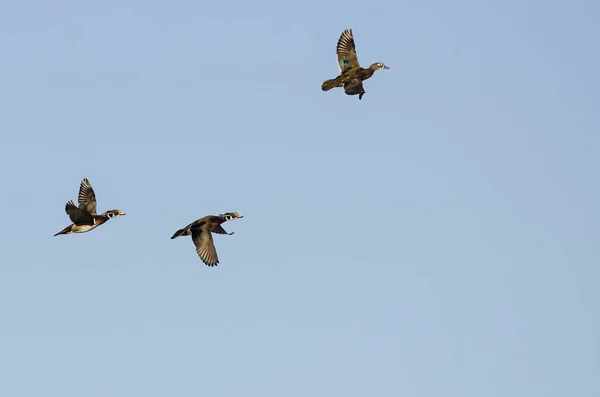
(220, 212, 243, 221)
(370, 62, 390, 70)
(104, 209, 126, 218)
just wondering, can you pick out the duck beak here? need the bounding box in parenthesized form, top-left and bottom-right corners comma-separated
(384, 65, 390, 69)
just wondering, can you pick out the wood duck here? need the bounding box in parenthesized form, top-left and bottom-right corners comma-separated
(171, 212, 243, 266)
(54, 178, 125, 236)
(321, 29, 389, 100)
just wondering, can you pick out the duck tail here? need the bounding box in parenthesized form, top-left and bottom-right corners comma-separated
(171, 227, 187, 239)
(322, 76, 342, 91)
(54, 225, 72, 237)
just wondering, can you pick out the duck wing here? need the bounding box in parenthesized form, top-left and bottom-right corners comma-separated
(191, 223, 220, 266)
(337, 29, 361, 72)
(78, 178, 97, 215)
(65, 200, 94, 225)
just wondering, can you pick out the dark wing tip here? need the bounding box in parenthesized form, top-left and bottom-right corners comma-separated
(80, 178, 92, 191)
(199, 252, 219, 266)
(340, 29, 354, 42)
(337, 30, 356, 55)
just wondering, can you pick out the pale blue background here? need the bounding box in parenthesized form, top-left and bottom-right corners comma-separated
(0, 1, 598, 396)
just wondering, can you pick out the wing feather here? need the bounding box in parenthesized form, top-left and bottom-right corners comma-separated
(337, 29, 361, 72)
(65, 200, 94, 225)
(191, 225, 220, 266)
(78, 178, 97, 215)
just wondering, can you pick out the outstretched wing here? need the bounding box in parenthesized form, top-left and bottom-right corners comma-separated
(343, 78, 365, 96)
(191, 224, 220, 266)
(211, 225, 233, 235)
(65, 200, 94, 225)
(337, 29, 360, 72)
(78, 178, 97, 215)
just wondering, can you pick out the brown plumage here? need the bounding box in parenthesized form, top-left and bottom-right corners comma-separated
(321, 29, 389, 100)
(171, 212, 243, 267)
(78, 178, 97, 215)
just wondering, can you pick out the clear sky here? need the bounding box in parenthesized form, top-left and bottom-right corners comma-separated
(0, 1, 598, 396)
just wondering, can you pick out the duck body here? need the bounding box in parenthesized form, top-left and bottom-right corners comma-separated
(321, 29, 389, 100)
(54, 178, 125, 236)
(322, 67, 376, 99)
(171, 212, 243, 267)
(54, 206, 124, 236)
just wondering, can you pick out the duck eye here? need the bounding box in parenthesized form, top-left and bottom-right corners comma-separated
(378, 63, 383, 66)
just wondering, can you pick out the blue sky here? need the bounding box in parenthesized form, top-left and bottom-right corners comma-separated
(0, 1, 598, 396)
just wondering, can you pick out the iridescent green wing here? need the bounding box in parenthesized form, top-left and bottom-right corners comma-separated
(337, 29, 361, 72)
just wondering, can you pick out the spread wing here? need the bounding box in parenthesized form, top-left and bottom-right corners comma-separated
(211, 225, 233, 235)
(78, 178, 97, 215)
(65, 200, 94, 225)
(191, 224, 220, 266)
(337, 29, 360, 72)
(343, 78, 365, 96)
